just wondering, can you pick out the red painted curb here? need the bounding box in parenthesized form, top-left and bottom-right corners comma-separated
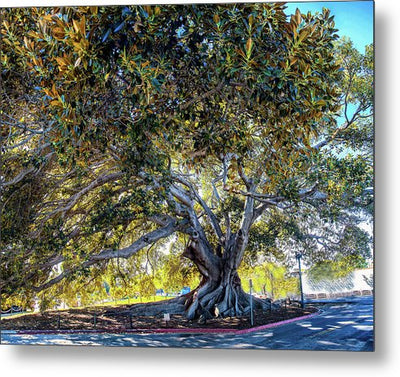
(233, 311, 320, 334)
(13, 310, 320, 336)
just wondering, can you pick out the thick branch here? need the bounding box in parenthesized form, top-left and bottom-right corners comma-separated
(31, 219, 184, 292)
(172, 174, 224, 241)
(237, 160, 251, 190)
(0, 167, 36, 188)
(45, 171, 123, 218)
(240, 183, 256, 234)
(91, 220, 179, 261)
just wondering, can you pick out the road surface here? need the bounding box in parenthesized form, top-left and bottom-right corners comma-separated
(0, 296, 373, 351)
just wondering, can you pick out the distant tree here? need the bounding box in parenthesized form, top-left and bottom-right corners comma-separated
(239, 262, 299, 300)
(156, 236, 200, 295)
(1, 4, 373, 318)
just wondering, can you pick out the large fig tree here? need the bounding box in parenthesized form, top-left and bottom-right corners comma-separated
(0, 4, 373, 318)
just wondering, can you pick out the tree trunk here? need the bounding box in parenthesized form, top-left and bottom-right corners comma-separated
(183, 268, 271, 320)
(181, 236, 274, 320)
(119, 234, 275, 320)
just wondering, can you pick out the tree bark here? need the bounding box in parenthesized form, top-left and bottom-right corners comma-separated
(120, 234, 275, 320)
(181, 235, 273, 320)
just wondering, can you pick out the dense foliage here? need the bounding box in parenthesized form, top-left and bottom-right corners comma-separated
(0, 4, 373, 314)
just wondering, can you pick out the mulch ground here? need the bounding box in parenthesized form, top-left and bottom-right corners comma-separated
(1, 304, 318, 332)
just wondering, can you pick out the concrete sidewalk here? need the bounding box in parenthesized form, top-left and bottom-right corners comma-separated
(0, 296, 374, 350)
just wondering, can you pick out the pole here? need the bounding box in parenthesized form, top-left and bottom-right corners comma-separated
(296, 253, 305, 309)
(249, 279, 254, 326)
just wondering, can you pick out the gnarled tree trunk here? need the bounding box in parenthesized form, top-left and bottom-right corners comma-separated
(121, 233, 274, 320)
(181, 233, 273, 320)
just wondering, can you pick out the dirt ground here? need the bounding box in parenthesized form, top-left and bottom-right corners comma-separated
(1, 303, 317, 331)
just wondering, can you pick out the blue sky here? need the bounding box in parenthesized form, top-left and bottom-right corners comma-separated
(285, 1, 374, 52)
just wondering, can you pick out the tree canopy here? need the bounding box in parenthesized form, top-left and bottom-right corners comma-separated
(0, 4, 373, 317)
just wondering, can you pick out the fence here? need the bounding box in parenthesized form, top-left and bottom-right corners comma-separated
(304, 289, 373, 300)
(1, 306, 24, 315)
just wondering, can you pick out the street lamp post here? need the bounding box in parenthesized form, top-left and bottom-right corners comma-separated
(296, 252, 305, 309)
(249, 279, 254, 326)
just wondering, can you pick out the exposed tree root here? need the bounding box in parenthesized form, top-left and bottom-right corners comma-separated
(116, 284, 278, 321)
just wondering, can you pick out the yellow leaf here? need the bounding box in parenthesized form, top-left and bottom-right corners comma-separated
(41, 14, 53, 22)
(72, 19, 80, 34)
(289, 56, 297, 66)
(298, 29, 308, 43)
(55, 56, 67, 66)
(79, 16, 86, 36)
(246, 37, 253, 54)
(295, 8, 301, 25)
(52, 27, 65, 39)
(213, 14, 220, 24)
(292, 22, 298, 38)
(236, 48, 246, 58)
(27, 31, 39, 39)
(248, 14, 254, 26)
(82, 39, 89, 49)
(72, 41, 82, 51)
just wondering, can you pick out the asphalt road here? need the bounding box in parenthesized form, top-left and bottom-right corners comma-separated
(0, 296, 373, 351)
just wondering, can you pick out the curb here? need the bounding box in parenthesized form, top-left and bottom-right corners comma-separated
(9, 310, 321, 336)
